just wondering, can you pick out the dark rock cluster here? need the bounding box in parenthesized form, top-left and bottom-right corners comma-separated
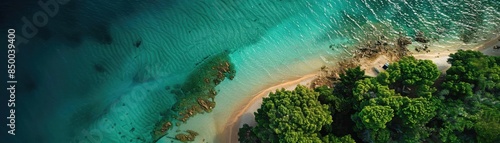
(152, 51, 236, 142)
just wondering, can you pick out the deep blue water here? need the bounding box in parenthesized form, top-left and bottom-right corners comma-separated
(0, 0, 499, 142)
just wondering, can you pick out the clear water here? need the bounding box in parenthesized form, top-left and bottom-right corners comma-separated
(3, 0, 499, 142)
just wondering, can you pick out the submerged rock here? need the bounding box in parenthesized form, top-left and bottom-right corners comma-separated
(397, 36, 412, 47)
(152, 50, 236, 141)
(133, 39, 142, 48)
(415, 31, 429, 43)
(175, 130, 199, 142)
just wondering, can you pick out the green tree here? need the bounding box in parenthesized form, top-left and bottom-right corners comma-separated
(385, 56, 440, 98)
(368, 96, 409, 112)
(322, 134, 356, 143)
(353, 105, 394, 130)
(441, 81, 474, 98)
(398, 98, 437, 127)
(447, 50, 487, 77)
(435, 100, 477, 142)
(376, 71, 392, 86)
(335, 66, 368, 97)
(443, 50, 500, 99)
(250, 85, 332, 143)
(474, 109, 500, 143)
(353, 78, 397, 110)
(321, 67, 367, 137)
(238, 124, 259, 143)
(364, 129, 391, 143)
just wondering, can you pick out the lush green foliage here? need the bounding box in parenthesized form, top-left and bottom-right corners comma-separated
(353, 78, 396, 110)
(238, 124, 259, 143)
(321, 134, 356, 143)
(335, 66, 368, 98)
(353, 105, 394, 130)
(442, 50, 500, 99)
(240, 50, 499, 143)
(398, 98, 437, 127)
(474, 109, 500, 142)
(240, 85, 332, 143)
(434, 50, 500, 143)
(385, 56, 440, 98)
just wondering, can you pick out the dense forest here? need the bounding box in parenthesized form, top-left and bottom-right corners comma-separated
(238, 50, 500, 143)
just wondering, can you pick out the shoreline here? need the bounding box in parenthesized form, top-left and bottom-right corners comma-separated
(412, 35, 500, 72)
(220, 35, 499, 143)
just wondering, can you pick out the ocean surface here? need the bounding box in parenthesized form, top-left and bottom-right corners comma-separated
(1, 0, 499, 142)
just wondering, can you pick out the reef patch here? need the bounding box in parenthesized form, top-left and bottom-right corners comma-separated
(152, 50, 236, 141)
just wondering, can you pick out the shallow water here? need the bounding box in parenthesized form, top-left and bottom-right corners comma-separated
(1, 0, 499, 142)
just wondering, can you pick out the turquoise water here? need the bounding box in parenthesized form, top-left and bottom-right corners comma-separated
(5, 0, 499, 142)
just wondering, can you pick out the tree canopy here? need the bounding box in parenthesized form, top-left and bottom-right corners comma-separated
(335, 66, 368, 98)
(240, 50, 500, 143)
(240, 85, 332, 143)
(442, 50, 500, 99)
(385, 56, 440, 98)
(353, 105, 394, 130)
